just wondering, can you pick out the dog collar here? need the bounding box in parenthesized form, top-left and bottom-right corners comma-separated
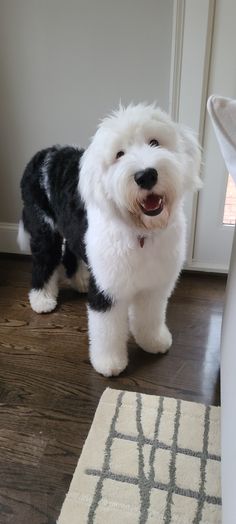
(138, 236, 145, 248)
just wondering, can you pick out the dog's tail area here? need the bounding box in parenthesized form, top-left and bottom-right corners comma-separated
(17, 216, 31, 253)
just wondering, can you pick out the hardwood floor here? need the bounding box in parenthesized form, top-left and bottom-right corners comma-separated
(0, 255, 225, 523)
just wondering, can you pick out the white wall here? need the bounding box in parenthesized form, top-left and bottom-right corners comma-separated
(0, 0, 173, 237)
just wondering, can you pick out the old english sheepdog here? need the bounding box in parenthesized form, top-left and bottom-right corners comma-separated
(18, 103, 201, 376)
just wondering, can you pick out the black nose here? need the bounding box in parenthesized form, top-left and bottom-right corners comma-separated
(134, 168, 158, 190)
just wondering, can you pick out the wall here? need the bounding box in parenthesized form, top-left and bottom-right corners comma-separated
(0, 0, 173, 249)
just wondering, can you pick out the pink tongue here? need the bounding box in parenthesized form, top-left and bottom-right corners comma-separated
(143, 194, 161, 211)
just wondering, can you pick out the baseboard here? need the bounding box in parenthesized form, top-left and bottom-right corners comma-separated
(0, 222, 29, 254)
(184, 260, 228, 274)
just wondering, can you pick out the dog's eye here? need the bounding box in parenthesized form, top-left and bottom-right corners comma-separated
(116, 150, 125, 160)
(149, 139, 159, 147)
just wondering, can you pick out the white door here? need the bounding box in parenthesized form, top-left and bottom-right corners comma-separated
(193, 0, 236, 272)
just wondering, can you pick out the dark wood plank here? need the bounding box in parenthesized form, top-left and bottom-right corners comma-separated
(0, 254, 225, 523)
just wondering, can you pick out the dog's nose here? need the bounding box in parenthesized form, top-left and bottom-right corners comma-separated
(134, 168, 158, 190)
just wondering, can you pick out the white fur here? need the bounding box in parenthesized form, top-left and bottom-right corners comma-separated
(17, 219, 30, 252)
(43, 214, 55, 230)
(40, 152, 52, 200)
(29, 270, 59, 313)
(79, 103, 201, 377)
(88, 304, 129, 377)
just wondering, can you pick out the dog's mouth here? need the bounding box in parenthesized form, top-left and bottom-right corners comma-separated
(139, 193, 165, 216)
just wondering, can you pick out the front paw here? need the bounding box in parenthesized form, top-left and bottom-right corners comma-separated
(90, 352, 128, 377)
(138, 324, 172, 354)
(29, 289, 57, 313)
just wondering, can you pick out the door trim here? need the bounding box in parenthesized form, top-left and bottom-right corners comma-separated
(169, 0, 216, 269)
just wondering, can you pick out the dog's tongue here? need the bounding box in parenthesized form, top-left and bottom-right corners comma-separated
(142, 194, 162, 211)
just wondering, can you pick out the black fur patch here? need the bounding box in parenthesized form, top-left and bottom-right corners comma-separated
(62, 242, 78, 279)
(30, 228, 62, 289)
(20, 145, 87, 290)
(20, 145, 114, 313)
(21, 146, 87, 257)
(88, 273, 113, 312)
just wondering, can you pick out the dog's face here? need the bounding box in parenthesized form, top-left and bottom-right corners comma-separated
(80, 104, 201, 230)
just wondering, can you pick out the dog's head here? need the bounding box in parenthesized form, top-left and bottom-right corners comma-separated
(79, 103, 202, 230)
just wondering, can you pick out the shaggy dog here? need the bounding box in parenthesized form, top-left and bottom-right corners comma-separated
(18, 103, 201, 376)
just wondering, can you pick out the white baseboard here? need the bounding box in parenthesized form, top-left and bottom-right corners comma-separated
(184, 260, 228, 274)
(0, 221, 29, 254)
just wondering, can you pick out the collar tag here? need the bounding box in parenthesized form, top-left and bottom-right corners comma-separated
(138, 236, 145, 248)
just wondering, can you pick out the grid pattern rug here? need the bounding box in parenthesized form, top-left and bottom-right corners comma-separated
(58, 388, 221, 524)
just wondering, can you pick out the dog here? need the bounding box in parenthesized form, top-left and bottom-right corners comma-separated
(18, 103, 201, 377)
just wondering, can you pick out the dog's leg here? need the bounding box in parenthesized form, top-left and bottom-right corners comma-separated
(62, 243, 89, 293)
(29, 229, 62, 313)
(129, 290, 172, 354)
(88, 304, 129, 376)
(88, 275, 128, 376)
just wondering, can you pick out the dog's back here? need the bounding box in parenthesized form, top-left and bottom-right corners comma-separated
(18, 145, 88, 313)
(20, 145, 83, 233)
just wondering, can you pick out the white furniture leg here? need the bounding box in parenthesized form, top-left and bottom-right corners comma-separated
(221, 224, 236, 524)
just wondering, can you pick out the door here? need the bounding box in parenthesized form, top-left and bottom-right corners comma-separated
(193, 0, 236, 272)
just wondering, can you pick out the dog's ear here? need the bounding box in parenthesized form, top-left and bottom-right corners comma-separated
(178, 124, 202, 192)
(79, 140, 104, 206)
(79, 145, 96, 205)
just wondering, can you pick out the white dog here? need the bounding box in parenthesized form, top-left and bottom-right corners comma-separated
(19, 103, 201, 376)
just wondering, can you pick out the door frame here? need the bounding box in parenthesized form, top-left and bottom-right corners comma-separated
(169, 0, 216, 271)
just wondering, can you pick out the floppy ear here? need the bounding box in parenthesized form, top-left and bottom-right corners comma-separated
(79, 145, 95, 204)
(178, 124, 202, 192)
(79, 140, 105, 207)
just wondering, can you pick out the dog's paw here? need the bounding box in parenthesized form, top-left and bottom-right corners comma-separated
(90, 353, 128, 377)
(29, 289, 57, 313)
(140, 324, 172, 354)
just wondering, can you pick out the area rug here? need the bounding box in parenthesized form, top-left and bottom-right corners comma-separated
(58, 388, 221, 524)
